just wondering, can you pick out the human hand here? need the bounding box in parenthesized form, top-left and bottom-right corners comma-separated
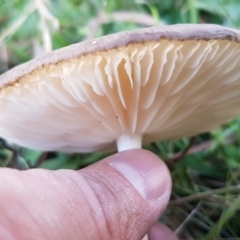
(0, 149, 177, 240)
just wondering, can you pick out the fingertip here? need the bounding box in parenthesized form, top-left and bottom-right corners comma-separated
(108, 149, 172, 202)
(148, 222, 178, 240)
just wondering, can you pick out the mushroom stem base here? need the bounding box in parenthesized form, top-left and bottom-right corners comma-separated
(117, 134, 142, 152)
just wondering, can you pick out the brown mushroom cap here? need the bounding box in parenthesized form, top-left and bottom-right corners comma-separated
(1, 24, 240, 152)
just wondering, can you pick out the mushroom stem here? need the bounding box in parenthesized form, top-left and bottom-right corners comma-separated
(116, 134, 142, 152)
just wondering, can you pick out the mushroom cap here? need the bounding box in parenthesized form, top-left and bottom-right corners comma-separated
(1, 24, 240, 152)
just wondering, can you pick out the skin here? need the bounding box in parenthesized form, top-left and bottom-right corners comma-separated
(0, 149, 178, 240)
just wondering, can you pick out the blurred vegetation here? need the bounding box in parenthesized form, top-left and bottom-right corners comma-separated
(1, 0, 240, 239)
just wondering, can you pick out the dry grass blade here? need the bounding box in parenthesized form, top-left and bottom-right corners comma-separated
(204, 193, 240, 240)
(174, 202, 202, 235)
(36, 0, 59, 29)
(0, 45, 8, 72)
(87, 11, 165, 40)
(0, 3, 36, 45)
(32, 38, 46, 58)
(86, 6, 106, 40)
(89, 10, 165, 27)
(102, 11, 164, 26)
(170, 185, 240, 205)
(36, 0, 59, 53)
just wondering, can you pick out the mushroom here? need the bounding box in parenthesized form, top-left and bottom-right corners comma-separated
(1, 24, 240, 153)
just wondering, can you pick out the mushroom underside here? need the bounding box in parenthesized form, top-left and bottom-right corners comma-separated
(0, 39, 240, 152)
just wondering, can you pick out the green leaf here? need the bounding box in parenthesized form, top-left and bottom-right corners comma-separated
(39, 153, 69, 170)
(21, 148, 42, 167)
(16, 156, 29, 170)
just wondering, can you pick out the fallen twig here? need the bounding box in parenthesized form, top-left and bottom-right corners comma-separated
(36, 152, 48, 167)
(168, 137, 196, 165)
(168, 133, 238, 164)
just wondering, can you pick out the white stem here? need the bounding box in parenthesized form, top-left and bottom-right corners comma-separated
(142, 235, 148, 240)
(117, 134, 142, 152)
(117, 134, 147, 240)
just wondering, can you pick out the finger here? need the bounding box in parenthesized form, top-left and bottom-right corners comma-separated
(148, 222, 178, 240)
(0, 149, 172, 240)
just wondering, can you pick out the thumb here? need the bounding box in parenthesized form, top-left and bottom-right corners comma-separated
(0, 149, 172, 240)
(81, 149, 172, 239)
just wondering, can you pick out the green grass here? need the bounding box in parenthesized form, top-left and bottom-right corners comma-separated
(1, 0, 240, 239)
